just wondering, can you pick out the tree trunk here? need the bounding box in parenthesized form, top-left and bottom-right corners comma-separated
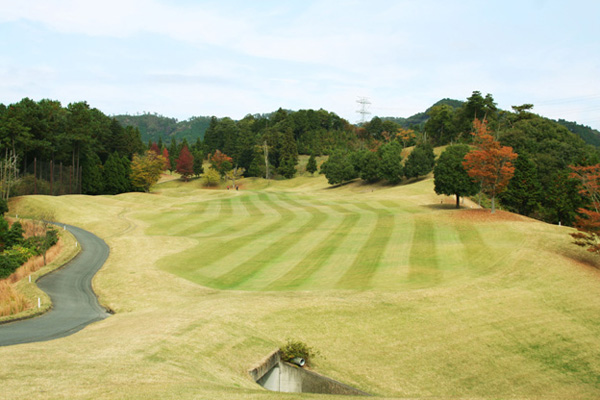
(491, 195, 496, 213)
(455, 194, 460, 209)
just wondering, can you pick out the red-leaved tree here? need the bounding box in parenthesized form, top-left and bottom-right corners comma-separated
(462, 118, 518, 213)
(176, 145, 194, 181)
(162, 148, 170, 171)
(210, 149, 233, 176)
(569, 164, 600, 253)
(150, 142, 160, 155)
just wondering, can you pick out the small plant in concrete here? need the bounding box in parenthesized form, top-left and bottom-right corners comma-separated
(280, 339, 320, 367)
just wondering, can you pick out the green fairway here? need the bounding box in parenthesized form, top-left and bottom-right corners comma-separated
(3, 176, 600, 399)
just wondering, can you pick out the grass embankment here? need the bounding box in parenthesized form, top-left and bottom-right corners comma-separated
(0, 218, 80, 320)
(1, 176, 600, 399)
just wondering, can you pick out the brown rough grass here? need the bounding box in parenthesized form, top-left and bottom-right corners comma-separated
(0, 224, 64, 317)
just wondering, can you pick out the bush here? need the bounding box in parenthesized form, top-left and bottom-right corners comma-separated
(280, 339, 320, 367)
(12, 175, 52, 196)
(0, 245, 37, 279)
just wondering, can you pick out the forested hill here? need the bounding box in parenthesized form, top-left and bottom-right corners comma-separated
(113, 113, 212, 144)
(382, 98, 464, 128)
(556, 119, 600, 147)
(116, 99, 600, 147)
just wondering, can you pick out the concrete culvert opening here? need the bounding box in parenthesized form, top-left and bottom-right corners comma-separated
(249, 350, 370, 396)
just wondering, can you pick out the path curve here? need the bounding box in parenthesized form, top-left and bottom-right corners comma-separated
(0, 224, 110, 346)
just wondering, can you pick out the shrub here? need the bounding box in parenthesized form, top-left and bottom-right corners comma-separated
(280, 339, 320, 367)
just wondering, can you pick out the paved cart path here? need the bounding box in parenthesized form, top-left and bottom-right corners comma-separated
(0, 224, 110, 346)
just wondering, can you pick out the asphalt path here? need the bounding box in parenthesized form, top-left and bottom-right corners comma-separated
(0, 224, 110, 346)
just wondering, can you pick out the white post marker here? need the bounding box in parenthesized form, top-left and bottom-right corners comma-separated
(29, 275, 31, 283)
(76, 241, 78, 247)
(38, 297, 41, 309)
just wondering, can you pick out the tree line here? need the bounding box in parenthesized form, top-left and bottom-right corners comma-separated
(3, 92, 600, 227)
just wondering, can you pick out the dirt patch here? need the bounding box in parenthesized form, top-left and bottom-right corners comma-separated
(447, 208, 532, 223)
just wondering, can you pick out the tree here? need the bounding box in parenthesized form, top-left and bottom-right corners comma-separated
(210, 150, 233, 177)
(425, 104, 457, 145)
(6, 220, 24, 248)
(149, 141, 160, 155)
(192, 149, 204, 177)
(161, 148, 170, 171)
(377, 141, 403, 184)
(463, 119, 518, 213)
(130, 150, 165, 192)
(321, 150, 357, 185)
(202, 167, 221, 187)
(434, 144, 479, 208)
(81, 151, 104, 195)
(32, 210, 57, 266)
(569, 164, 600, 253)
(168, 139, 178, 172)
(225, 167, 245, 188)
(103, 152, 130, 194)
(176, 145, 194, 181)
(498, 153, 542, 216)
(306, 153, 317, 175)
(404, 142, 435, 179)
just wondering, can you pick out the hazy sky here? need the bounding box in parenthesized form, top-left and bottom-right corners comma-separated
(1, 0, 599, 128)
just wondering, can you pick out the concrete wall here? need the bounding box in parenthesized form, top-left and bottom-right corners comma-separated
(250, 350, 370, 396)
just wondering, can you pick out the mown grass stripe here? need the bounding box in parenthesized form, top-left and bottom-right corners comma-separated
(455, 221, 492, 276)
(157, 192, 298, 283)
(335, 203, 395, 290)
(144, 201, 210, 235)
(181, 192, 298, 276)
(190, 193, 264, 239)
(266, 206, 360, 290)
(171, 197, 234, 237)
(408, 215, 442, 285)
(210, 195, 329, 289)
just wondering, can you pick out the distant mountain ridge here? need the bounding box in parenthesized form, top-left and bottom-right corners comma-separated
(114, 99, 600, 147)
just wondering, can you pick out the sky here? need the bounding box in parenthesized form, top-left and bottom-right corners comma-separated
(1, 0, 600, 129)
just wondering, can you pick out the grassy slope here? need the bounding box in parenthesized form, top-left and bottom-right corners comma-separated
(2, 175, 600, 399)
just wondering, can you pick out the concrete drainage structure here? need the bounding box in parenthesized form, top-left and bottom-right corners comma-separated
(249, 350, 370, 396)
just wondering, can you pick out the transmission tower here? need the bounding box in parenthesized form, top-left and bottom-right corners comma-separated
(356, 96, 372, 124)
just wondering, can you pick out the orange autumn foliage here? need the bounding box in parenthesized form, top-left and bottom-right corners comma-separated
(569, 164, 600, 254)
(462, 118, 518, 213)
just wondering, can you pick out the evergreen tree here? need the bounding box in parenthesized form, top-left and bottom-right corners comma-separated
(168, 139, 178, 172)
(434, 144, 479, 208)
(247, 147, 265, 177)
(203, 116, 220, 155)
(6, 220, 24, 248)
(81, 151, 104, 195)
(103, 152, 129, 194)
(404, 142, 435, 179)
(498, 153, 542, 216)
(306, 153, 317, 175)
(278, 157, 297, 179)
(192, 149, 204, 177)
